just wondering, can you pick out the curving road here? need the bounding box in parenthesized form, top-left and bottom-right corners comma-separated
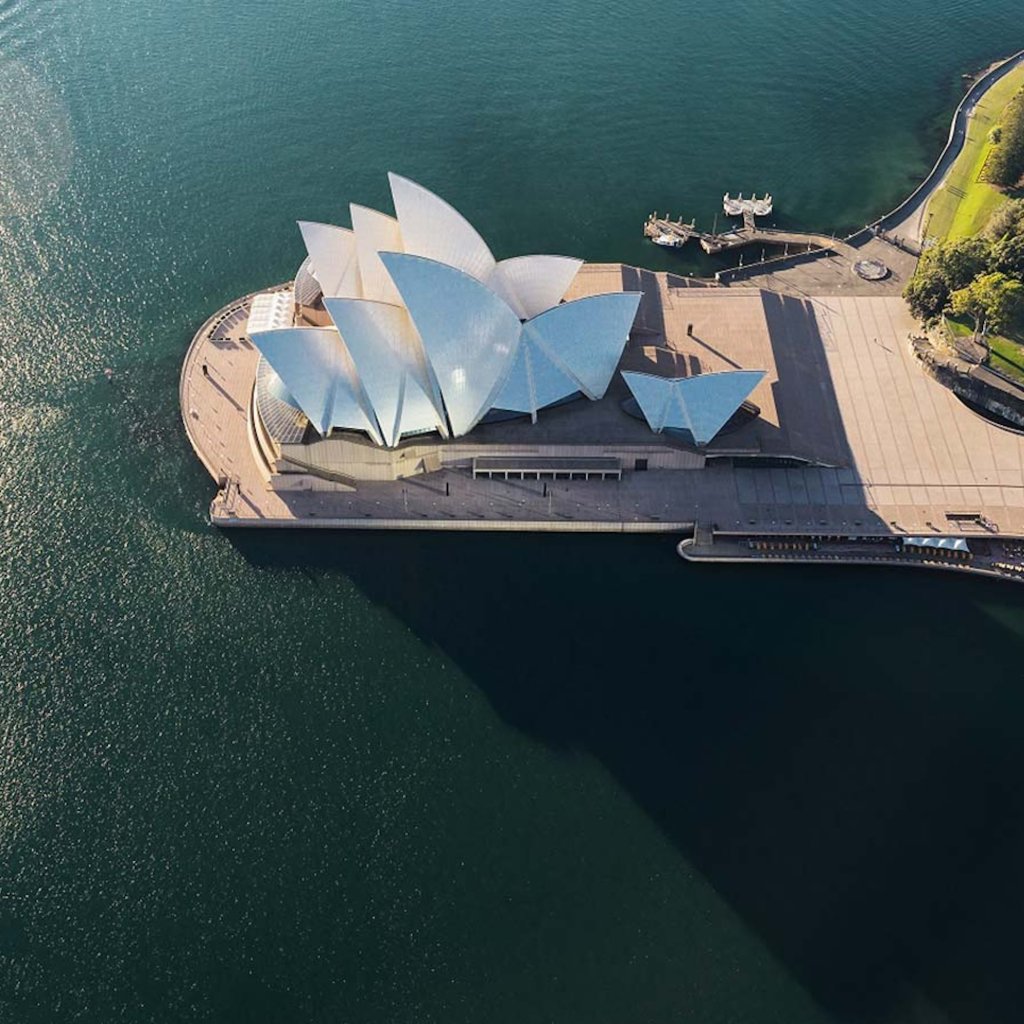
(880, 48, 1024, 244)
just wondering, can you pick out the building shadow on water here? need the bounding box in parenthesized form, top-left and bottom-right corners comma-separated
(229, 527, 1024, 1023)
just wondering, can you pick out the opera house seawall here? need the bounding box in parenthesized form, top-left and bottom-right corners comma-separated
(182, 173, 1024, 583)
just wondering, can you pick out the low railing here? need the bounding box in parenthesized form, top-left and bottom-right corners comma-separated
(979, 358, 1024, 393)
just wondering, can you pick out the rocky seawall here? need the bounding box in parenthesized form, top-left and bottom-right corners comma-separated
(911, 333, 1024, 429)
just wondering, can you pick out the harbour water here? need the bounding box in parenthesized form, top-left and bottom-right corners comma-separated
(2, 1, 1024, 1020)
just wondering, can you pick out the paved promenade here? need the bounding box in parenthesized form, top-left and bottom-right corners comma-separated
(719, 234, 918, 297)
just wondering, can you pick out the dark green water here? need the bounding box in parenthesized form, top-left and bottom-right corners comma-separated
(2, 2, 1024, 1021)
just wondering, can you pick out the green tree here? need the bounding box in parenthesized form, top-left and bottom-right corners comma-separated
(988, 88, 1024, 188)
(903, 236, 992, 321)
(991, 232, 1024, 278)
(985, 198, 1024, 241)
(929, 236, 992, 290)
(984, 198, 1024, 279)
(904, 261, 951, 321)
(949, 272, 1024, 337)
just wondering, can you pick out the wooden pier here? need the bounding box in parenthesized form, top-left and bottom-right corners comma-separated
(644, 212, 831, 257)
(641, 214, 697, 248)
(644, 192, 831, 257)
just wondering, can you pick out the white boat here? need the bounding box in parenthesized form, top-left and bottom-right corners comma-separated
(652, 233, 686, 249)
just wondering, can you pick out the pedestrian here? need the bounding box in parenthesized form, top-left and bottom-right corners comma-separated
(202, 363, 209, 378)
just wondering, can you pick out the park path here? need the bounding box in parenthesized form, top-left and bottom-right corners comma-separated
(882, 48, 1024, 244)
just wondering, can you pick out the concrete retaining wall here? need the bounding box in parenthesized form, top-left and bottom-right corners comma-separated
(912, 336, 1024, 428)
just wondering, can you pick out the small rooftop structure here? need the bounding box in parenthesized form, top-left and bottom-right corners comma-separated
(472, 456, 621, 480)
(247, 290, 294, 333)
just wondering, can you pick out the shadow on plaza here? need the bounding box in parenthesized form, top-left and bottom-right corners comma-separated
(231, 526, 1024, 1024)
(624, 266, 875, 478)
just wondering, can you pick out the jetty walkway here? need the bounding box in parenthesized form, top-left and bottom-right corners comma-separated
(645, 48, 1024, 284)
(644, 212, 831, 256)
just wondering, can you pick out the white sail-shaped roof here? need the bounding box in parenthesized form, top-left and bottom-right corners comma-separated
(492, 333, 582, 419)
(250, 327, 381, 442)
(527, 339, 587, 410)
(620, 371, 672, 429)
(350, 204, 404, 304)
(323, 298, 445, 447)
(380, 252, 520, 437)
(621, 369, 765, 445)
(677, 371, 766, 444)
(492, 343, 536, 416)
(270, 173, 646, 447)
(488, 255, 584, 320)
(297, 222, 362, 299)
(525, 293, 640, 400)
(388, 172, 497, 283)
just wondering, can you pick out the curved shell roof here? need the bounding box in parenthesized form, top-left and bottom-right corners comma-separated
(380, 252, 523, 437)
(255, 173, 642, 447)
(250, 327, 381, 442)
(388, 172, 496, 283)
(489, 255, 584, 320)
(621, 369, 766, 446)
(297, 221, 361, 299)
(323, 297, 445, 446)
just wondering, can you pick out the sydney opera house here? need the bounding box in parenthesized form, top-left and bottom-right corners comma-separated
(242, 173, 767, 487)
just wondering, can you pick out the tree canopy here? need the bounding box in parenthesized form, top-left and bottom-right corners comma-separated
(949, 272, 1024, 335)
(903, 237, 992, 321)
(987, 87, 1024, 188)
(904, 200, 1024, 325)
(985, 198, 1024, 240)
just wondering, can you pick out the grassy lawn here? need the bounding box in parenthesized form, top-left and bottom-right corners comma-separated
(989, 334, 1024, 382)
(946, 314, 1024, 383)
(945, 316, 974, 339)
(924, 63, 1024, 242)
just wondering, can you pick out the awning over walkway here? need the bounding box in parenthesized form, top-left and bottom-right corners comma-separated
(472, 456, 621, 480)
(903, 536, 970, 553)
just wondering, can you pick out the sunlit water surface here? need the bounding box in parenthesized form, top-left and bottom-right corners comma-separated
(1, 2, 1024, 1021)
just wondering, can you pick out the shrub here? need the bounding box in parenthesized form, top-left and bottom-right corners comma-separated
(985, 198, 1024, 240)
(988, 87, 1024, 187)
(949, 272, 1024, 335)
